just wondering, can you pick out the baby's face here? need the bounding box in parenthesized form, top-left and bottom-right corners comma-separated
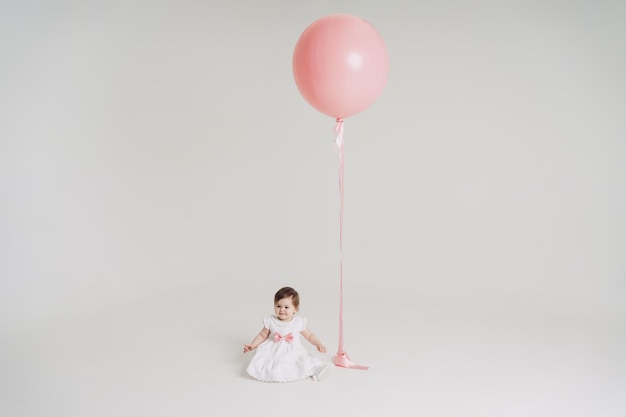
(274, 297, 297, 321)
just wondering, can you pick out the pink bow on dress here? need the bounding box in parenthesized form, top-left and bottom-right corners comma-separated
(273, 332, 294, 343)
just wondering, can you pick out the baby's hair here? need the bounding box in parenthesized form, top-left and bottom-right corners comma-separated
(274, 286, 300, 309)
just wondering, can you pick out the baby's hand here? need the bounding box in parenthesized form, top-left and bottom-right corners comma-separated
(243, 344, 254, 353)
(317, 344, 327, 353)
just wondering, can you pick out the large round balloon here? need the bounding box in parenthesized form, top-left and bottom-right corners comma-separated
(293, 14, 389, 119)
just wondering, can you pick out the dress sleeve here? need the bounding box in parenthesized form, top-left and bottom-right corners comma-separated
(299, 316, 308, 332)
(263, 316, 272, 331)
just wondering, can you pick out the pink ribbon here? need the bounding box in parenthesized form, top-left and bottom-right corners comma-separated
(333, 119, 368, 371)
(273, 332, 294, 343)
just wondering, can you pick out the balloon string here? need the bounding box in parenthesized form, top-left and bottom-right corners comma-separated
(333, 118, 368, 370)
(335, 119, 345, 354)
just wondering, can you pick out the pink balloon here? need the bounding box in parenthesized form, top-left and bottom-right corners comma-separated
(293, 14, 389, 119)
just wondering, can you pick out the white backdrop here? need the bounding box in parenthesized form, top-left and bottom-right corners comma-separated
(1, 1, 625, 416)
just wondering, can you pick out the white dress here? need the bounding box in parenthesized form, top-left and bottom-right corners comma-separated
(246, 315, 326, 382)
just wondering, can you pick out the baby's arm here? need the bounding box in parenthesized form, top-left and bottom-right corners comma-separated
(243, 327, 270, 353)
(301, 328, 327, 353)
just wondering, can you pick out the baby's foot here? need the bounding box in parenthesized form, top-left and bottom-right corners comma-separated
(312, 364, 331, 381)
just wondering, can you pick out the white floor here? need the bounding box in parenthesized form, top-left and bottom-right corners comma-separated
(1, 284, 624, 417)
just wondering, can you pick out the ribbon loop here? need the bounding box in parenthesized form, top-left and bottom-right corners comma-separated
(334, 118, 344, 149)
(273, 332, 294, 343)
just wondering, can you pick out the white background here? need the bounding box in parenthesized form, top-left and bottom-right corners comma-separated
(1, 0, 625, 416)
